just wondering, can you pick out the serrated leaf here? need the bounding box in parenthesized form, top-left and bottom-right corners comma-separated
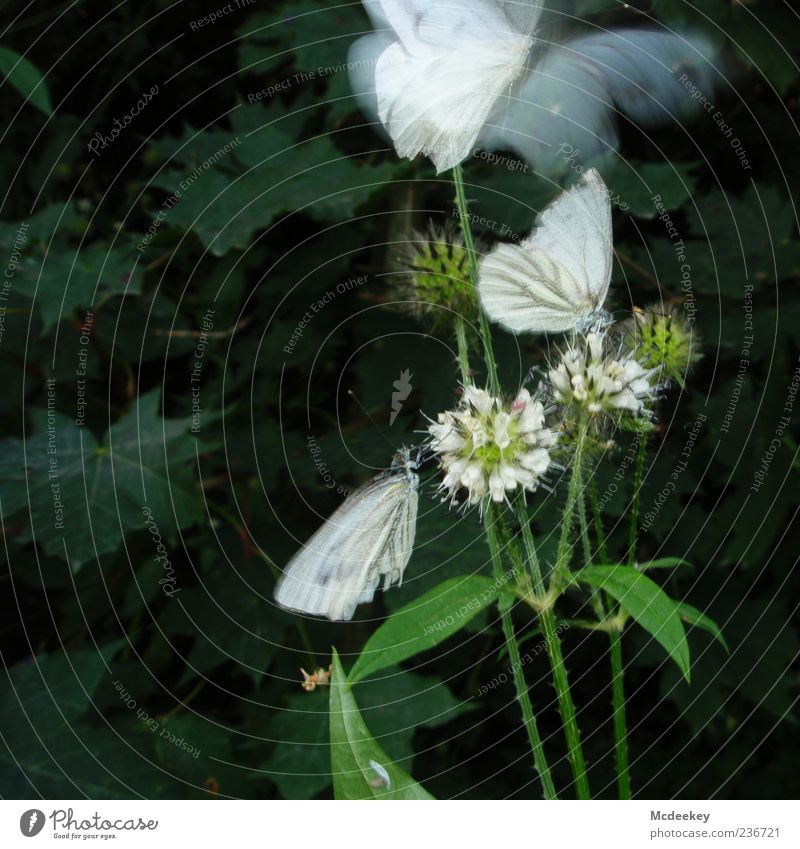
(0, 391, 203, 569)
(329, 650, 434, 800)
(577, 565, 691, 682)
(677, 602, 728, 652)
(148, 120, 398, 256)
(0, 46, 53, 116)
(348, 576, 500, 685)
(13, 242, 144, 333)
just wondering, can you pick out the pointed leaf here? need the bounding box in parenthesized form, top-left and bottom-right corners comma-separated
(577, 565, 691, 682)
(0, 46, 53, 116)
(677, 602, 729, 652)
(638, 558, 692, 571)
(329, 650, 434, 800)
(348, 576, 500, 685)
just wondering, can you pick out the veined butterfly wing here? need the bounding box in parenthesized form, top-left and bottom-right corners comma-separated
(478, 168, 613, 333)
(275, 453, 419, 621)
(374, 1, 533, 173)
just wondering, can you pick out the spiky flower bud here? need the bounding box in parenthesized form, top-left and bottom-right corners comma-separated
(397, 224, 478, 328)
(620, 306, 702, 388)
(428, 386, 558, 508)
(548, 332, 657, 419)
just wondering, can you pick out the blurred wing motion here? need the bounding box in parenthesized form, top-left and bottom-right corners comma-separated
(482, 28, 718, 171)
(351, 0, 540, 173)
(275, 452, 419, 621)
(479, 168, 612, 334)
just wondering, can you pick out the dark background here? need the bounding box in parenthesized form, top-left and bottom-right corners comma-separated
(0, 0, 798, 799)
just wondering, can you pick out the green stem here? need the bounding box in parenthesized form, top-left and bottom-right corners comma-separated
(588, 465, 632, 799)
(588, 476, 609, 563)
(452, 164, 499, 394)
(628, 429, 648, 567)
(516, 498, 591, 799)
(609, 629, 631, 799)
(484, 507, 557, 800)
(454, 315, 470, 385)
(554, 418, 590, 582)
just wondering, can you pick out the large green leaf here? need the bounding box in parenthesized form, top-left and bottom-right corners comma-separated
(348, 575, 500, 685)
(577, 565, 691, 682)
(12, 241, 144, 333)
(329, 651, 434, 800)
(0, 391, 203, 569)
(260, 668, 465, 799)
(147, 109, 398, 256)
(0, 46, 53, 116)
(0, 645, 120, 795)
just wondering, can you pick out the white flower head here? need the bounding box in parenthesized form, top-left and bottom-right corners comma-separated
(548, 331, 658, 418)
(349, 1, 541, 173)
(428, 385, 558, 508)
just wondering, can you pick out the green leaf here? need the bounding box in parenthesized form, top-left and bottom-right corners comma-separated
(348, 575, 500, 685)
(677, 602, 729, 652)
(0, 391, 203, 570)
(607, 160, 698, 219)
(0, 46, 53, 116)
(259, 689, 332, 800)
(148, 112, 398, 256)
(577, 565, 691, 682)
(639, 558, 692, 571)
(329, 650, 434, 800)
(13, 242, 144, 333)
(236, 0, 367, 79)
(0, 645, 119, 795)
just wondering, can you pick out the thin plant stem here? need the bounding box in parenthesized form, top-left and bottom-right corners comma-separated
(454, 315, 470, 385)
(554, 418, 590, 582)
(608, 628, 631, 799)
(588, 468, 632, 799)
(484, 507, 557, 799)
(516, 496, 591, 799)
(452, 163, 499, 394)
(627, 429, 648, 567)
(588, 476, 609, 563)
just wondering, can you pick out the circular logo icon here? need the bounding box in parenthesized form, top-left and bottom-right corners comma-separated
(19, 810, 46, 837)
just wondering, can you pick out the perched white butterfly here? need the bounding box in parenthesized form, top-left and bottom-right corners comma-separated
(349, 0, 542, 173)
(275, 449, 420, 621)
(478, 167, 612, 334)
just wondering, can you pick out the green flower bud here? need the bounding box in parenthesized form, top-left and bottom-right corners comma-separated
(397, 224, 479, 329)
(621, 306, 702, 388)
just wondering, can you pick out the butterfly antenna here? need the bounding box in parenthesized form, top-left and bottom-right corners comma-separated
(346, 389, 398, 452)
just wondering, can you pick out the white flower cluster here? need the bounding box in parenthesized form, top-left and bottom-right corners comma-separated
(428, 386, 558, 507)
(549, 332, 657, 416)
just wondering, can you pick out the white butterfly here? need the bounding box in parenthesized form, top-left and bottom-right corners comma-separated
(349, 1, 542, 173)
(274, 449, 420, 621)
(479, 26, 717, 173)
(478, 167, 612, 334)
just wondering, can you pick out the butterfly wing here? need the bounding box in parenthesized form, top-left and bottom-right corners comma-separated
(479, 168, 612, 333)
(374, 1, 532, 172)
(480, 28, 717, 172)
(275, 471, 419, 621)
